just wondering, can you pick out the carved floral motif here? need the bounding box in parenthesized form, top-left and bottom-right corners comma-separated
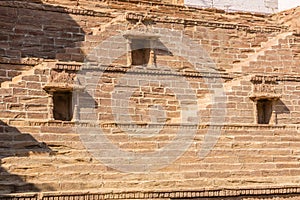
(253, 83, 276, 94)
(50, 70, 77, 84)
(249, 75, 281, 100)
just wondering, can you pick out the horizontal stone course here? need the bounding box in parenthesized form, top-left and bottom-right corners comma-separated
(0, 0, 300, 198)
(1, 188, 300, 200)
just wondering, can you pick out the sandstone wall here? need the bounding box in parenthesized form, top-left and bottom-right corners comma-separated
(0, 0, 300, 199)
(184, 0, 278, 13)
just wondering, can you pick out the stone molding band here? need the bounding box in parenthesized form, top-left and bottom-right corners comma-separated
(1, 187, 300, 199)
(0, 1, 112, 18)
(0, 1, 286, 32)
(4, 120, 300, 131)
(2, 61, 300, 82)
(125, 12, 286, 33)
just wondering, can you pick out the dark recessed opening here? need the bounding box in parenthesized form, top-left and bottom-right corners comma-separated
(53, 91, 73, 121)
(257, 99, 272, 124)
(131, 39, 150, 66)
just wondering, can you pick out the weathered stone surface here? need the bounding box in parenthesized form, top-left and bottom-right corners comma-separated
(0, 0, 300, 199)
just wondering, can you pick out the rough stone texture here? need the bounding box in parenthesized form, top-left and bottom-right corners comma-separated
(0, 0, 300, 199)
(185, 0, 278, 13)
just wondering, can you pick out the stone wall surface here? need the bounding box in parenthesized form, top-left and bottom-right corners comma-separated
(0, 0, 300, 199)
(184, 0, 278, 14)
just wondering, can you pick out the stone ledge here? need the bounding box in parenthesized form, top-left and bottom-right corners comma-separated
(0, 1, 112, 18)
(0, 1, 287, 32)
(125, 12, 287, 33)
(1, 187, 300, 199)
(0, 58, 43, 66)
(81, 64, 232, 79)
(5, 120, 300, 131)
(61, 62, 300, 81)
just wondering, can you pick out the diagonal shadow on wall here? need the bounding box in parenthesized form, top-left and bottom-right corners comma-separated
(0, 0, 86, 194)
(0, 120, 52, 194)
(0, 0, 86, 62)
(274, 99, 290, 114)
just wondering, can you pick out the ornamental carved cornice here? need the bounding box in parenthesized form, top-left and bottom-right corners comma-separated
(125, 12, 287, 33)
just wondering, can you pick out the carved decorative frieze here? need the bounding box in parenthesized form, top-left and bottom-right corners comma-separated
(43, 63, 84, 92)
(50, 70, 76, 84)
(3, 186, 300, 200)
(54, 63, 82, 71)
(0, 1, 111, 18)
(249, 75, 281, 101)
(125, 12, 287, 33)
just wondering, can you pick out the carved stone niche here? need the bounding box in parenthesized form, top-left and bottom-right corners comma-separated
(43, 63, 84, 122)
(249, 75, 281, 125)
(123, 30, 160, 68)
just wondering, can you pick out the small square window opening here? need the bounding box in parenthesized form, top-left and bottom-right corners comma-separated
(131, 39, 150, 66)
(257, 99, 272, 124)
(53, 91, 73, 121)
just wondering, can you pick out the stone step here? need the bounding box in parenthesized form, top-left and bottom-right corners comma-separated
(0, 182, 38, 194)
(230, 31, 294, 72)
(0, 63, 33, 86)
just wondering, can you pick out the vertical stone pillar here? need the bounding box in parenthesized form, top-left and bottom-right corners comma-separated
(72, 89, 79, 122)
(127, 40, 132, 67)
(48, 91, 54, 120)
(148, 49, 155, 67)
(271, 100, 277, 125)
(148, 40, 155, 68)
(254, 100, 258, 124)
